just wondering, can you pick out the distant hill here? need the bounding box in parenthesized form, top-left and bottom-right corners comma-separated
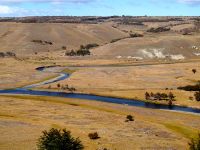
(0, 16, 199, 59)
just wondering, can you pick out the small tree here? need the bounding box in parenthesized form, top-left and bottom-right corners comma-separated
(37, 128, 84, 150)
(168, 92, 175, 101)
(150, 92, 154, 98)
(188, 133, 200, 150)
(126, 115, 134, 121)
(145, 92, 150, 100)
(192, 69, 197, 74)
(194, 91, 200, 101)
(80, 45, 85, 50)
(57, 83, 61, 88)
(168, 99, 173, 106)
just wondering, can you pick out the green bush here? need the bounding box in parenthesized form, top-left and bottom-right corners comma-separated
(37, 128, 84, 150)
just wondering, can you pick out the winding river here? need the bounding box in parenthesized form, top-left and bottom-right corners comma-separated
(0, 66, 200, 114)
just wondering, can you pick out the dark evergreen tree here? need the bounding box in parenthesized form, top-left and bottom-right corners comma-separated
(37, 128, 84, 150)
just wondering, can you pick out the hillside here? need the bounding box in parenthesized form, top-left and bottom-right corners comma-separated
(0, 22, 127, 55)
(91, 34, 200, 60)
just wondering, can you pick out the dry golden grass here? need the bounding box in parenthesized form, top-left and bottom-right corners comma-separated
(0, 95, 199, 150)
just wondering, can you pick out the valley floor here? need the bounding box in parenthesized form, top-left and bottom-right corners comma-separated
(0, 57, 200, 149)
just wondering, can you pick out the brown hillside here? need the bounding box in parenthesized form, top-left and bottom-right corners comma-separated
(0, 22, 127, 55)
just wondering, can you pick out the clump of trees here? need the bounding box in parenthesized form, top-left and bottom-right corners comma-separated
(61, 84, 76, 93)
(88, 132, 100, 140)
(178, 82, 200, 102)
(65, 43, 98, 56)
(145, 92, 175, 101)
(0, 51, 16, 58)
(57, 84, 76, 93)
(147, 27, 170, 33)
(178, 82, 200, 91)
(188, 133, 200, 150)
(37, 128, 84, 150)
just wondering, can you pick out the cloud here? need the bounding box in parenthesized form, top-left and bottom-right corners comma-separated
(0, 4, 28, 15)
(0, 5, 14, 14)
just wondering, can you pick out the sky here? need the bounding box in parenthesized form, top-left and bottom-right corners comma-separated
(0, 0, 199, 17)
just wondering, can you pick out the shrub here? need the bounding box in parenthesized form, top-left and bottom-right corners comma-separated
(189, 96, 194, 101)
(57, 83, 61, 88)
(0, 52, 5, 58)
(88, 132, 99, 140)
(129, 33, 143, 38)
(188, 133, 200, 150)
(37, 128, 84, 150)
(44, 41, 53, 45)
(145, 92, 150, 100)
(192, 69, 197, 74)
(32, 40, 53, 45)
(126, 115, 134, 121)
(0, 52, 16, 58)
(65, 50, 76, 56)
(62, 46, 67, 50)
(32, 40, 43, 43)
(194, 91, 200, 101)
(6, 51, 16, 57)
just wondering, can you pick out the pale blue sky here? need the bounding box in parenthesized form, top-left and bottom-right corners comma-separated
(0, 0, 199, 17)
